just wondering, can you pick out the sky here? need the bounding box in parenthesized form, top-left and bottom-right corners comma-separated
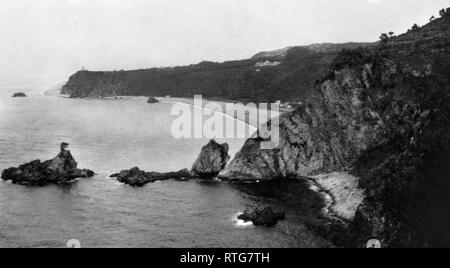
(0, 0, 449, 89)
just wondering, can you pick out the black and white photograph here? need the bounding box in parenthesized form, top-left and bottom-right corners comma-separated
(1, 0, 450, 251)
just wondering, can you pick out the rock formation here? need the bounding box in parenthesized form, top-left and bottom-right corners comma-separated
(192, 140, 230, 177)
(1, 146, 94, 186)
(220, 13, 450, 247)
(110, 167, 196, 187)
(111, 140, 230, 186)
(147, 96, 159, 104)
(12, 93, 26, 97)
(238, 207, 285, 227)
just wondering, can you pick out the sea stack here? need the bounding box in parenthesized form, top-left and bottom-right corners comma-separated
(1, 143, 94, 186)
(191, 140, 230, 178)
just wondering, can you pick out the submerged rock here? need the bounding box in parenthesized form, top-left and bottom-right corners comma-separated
(12, 92, 27, 97)
(1, 144, 94, 186)
(110, 167, 196, 187)
(192, 140, 230, 177)
(238, 207, 285, 227)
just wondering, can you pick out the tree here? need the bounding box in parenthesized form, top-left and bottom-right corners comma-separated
(430, 16, 436, 22)
(380, 33, 390, 45)
(411, 24, 420, 31)
(439, 8, 450, 17)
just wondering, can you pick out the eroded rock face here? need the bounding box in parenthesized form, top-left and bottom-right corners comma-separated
(1, 153, 94, 186)
(192, 140, 230, 177)
(111, 167, 196, 187)
(220, 61, 390, 181)
(238, 207, 285, 227)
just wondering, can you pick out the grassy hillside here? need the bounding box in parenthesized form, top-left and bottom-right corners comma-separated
(61, 43, 374, 102)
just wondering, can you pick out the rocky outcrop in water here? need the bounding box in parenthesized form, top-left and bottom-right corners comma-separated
(221, 13, 450, 247)
(12, 93, 26, 97)
(111, 140, 230, 186)
(111, 167, 196, 187)
(192, 140, 230, 177)
(147, 97, 159, 104)
(1, 147, 94, 186)
(238, 207, 285, 227)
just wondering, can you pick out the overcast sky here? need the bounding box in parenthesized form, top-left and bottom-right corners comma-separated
(0, 0, 448, 89)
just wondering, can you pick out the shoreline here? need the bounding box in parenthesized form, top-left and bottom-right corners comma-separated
(305, 172, 365, 222)
(42, 93, 275, 130)
(29, 92, 347, 245)
(158, 97, 262, 129)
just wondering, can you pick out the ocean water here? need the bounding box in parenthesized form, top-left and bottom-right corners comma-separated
(0, 90, 329, 248)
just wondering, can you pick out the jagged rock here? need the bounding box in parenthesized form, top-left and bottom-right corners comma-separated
(111, 140, 230, 186)
(147, 97, 159, 104)
(110, 167, 196, 187)
(1, 148, 94, 186)
(12, 93, 26, 97)
(192, 140, 230, 177)
(219, 57, 393, 181)
(238, 207, 285, 227)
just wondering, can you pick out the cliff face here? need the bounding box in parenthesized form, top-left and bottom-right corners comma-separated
(220, 51, 398, 180)
(221, 14, 450, 247)
(61, 43, 373, 102)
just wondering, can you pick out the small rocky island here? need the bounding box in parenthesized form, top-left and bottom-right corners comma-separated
(12, 92, 27, 97)
(147, 96, 159, 104)
(111, 140, 230, 186)
(111, 168, 196, 187)
(238, 207, 286, 227)
(1, 143, 94, 186)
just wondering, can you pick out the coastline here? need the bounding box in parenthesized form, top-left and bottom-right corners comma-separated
(43, 92, 277, 130)
(12, 91, 362, 247)
(305, 173, 364, 222)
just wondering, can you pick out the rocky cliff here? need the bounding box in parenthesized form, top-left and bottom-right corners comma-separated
(220, 13, 450, 247)
(61, 43, 373, 102)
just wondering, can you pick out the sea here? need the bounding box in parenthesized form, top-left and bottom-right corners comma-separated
(0, 86, 330, 248)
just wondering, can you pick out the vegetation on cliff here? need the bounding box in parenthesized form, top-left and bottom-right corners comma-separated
(220, 10, 450, 247)
(61, 43, 373, 102)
